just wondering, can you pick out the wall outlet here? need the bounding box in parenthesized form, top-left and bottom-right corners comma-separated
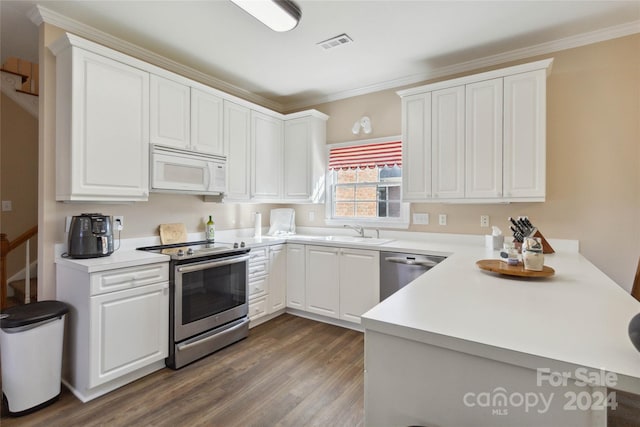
(65, 216, 72, 233)
(413, 213, 429, 225)
(1, 200, 12, 212)
(438, 214, 447, 226)
(308, 211, 315, 221)
(114, 216, 124, 231)
(480, 215, 490, 227)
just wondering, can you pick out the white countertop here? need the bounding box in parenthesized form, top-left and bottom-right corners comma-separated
(361, 243, 640, 394)
(55, 249, 169, 273)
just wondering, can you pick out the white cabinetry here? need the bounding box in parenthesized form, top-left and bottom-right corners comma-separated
(150, 75, 190, 149)
(251, 111, 284, 200)
(56, 261, 169, 402)
(432, 86, 465, 199)
(268, 245, 286, 313)
(305, 245, 380, 324)
(503, 70, 547, 199)
(51, 38, 150, 202)
(465, 78, 503, 198)
(398, 58, 552, 203)
(248, 247, 269, 322)
(286, 244, 306, 310)
(305, 245, 340, 318)
(401, 93, 432, 200)
(224, 100, 251, 200)
(283, 113, 328, 202)
(150, 76, 225, 156)
(339, 248, 380, 324)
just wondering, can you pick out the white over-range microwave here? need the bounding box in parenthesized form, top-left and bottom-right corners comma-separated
(150, 145, 226, 195)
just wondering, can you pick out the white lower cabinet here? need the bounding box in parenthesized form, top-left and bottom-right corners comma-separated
(305, 246, 341, 318)
(56, 261, 169, 402)
(305, 245, 380, 324)
(339, 248, 380, 323)
(268, 245, 287, 313)
(248, 245, 287, 325)
(286, 244, 306, 310)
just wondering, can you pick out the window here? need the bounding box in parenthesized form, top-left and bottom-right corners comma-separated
(326, 137, 408, 227)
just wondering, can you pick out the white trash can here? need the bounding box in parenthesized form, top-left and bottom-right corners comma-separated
(0, 300, 69, 416)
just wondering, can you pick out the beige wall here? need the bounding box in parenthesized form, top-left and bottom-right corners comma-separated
(37, 23, 639, 297)
(1, 93, 38, 280)
(296, 34, 640, 290)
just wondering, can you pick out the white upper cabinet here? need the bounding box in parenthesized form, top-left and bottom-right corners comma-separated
(432, 86, 465, 199)
(465, 78, 503, 199)
(150, 76, 225, 156)
(283, 113, 328, 202)
(150, 75, 190, 149)
(224, 100, 252, 201)
(503, 69, 546, 199)
(401, 93, 432, 201)
(191, 87, 224, 155)
(398, 58, 552, 203)
(51, 38, 150, 202)
(251, 110, 284, 200)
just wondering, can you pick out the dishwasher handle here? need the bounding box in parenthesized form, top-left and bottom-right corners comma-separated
(384, 256, 438, 268)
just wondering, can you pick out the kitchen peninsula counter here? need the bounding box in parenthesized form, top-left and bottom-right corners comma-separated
(360, 243, 640, 426)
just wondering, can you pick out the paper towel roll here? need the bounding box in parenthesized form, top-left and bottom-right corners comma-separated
(254, 212, 262, 238)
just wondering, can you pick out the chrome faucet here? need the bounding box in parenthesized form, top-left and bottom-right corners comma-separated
(344, 224, 365, 237)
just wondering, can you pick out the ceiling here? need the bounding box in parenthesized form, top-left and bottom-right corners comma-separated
(2, 1, 639, 111)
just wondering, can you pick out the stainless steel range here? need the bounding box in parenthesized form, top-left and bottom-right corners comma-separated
(137, 240, 250, 369)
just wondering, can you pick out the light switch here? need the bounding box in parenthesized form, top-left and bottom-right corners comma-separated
(1, 200, 12, 212)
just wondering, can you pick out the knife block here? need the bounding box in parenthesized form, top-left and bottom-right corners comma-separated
(529, 229, 555, 254)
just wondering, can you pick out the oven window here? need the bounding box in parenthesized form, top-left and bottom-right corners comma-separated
(181, 260, 247, 325)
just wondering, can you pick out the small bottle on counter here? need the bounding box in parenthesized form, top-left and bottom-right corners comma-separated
(206, 215, 215, 241)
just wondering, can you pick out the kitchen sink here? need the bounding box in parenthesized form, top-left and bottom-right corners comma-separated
(323, 236, 393, 245)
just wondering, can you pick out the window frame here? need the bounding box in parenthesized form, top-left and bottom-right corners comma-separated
(324, 136, 409, 229)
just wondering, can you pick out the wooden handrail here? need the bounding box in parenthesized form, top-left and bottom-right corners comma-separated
(1, 225, 38, 309)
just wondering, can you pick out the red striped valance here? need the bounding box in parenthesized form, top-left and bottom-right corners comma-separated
(328, 140, 402, 170)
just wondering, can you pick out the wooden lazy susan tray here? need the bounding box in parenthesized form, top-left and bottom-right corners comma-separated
(476, 259, 555, 278)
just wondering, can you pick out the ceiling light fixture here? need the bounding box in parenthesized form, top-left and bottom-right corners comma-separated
(352, 116, 372, 135)
(230, 0, 301, 32)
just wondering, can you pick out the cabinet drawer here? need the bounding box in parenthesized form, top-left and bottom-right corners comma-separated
(248, 296, 267, 321)
(249, 247, 268, 262)
(248, 275, 268, 300)
(90, 263, 169, 296)
(248, 260, 268, 279)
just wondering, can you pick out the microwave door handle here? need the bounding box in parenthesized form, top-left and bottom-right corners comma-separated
(205, 162, 214, 192)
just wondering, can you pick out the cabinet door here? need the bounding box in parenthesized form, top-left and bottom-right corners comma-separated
(63, 49, 150, 201)
(224, 101, 251, 200)
(432, 86, 465, 199)
(286, 244, 306, 310)
(503, 69, 546, 199)
(251, 111, 283, 199)
(305, 245, 340, 318)
(89, 281, 168, 387)
(339, 248, 380, 323)
(150, 75, 190, 149)
(191, 88, 224, 155)
(465, 78, 503, 198)
(268, 245, 287, 313)
(402, 93, 432, 200)
(283, 117, 311, 200)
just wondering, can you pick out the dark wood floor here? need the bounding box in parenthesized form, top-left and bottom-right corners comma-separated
(2, 313, 638, 426)
(1, 314, 364, 427)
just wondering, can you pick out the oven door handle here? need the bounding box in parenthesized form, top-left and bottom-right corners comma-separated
(176, 255, 250, 274)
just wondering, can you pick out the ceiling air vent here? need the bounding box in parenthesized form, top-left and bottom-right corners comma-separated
(317, 33, 353, 51)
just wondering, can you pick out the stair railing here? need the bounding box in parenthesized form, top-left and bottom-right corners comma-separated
(0, 225, 38, 309)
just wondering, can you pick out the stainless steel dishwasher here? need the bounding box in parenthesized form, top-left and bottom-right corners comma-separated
(379, 251, 446, 301)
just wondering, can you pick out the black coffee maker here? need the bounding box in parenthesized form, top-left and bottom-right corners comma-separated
(67, 213, 114, 258)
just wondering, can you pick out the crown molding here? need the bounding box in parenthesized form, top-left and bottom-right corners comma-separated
(284, 19, 640, 111)
(28, 5, 284, 112)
